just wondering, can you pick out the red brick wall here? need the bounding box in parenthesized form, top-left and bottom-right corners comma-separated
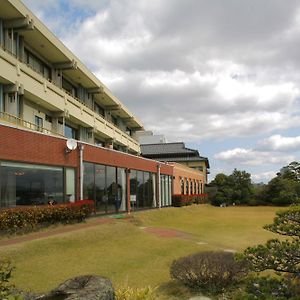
(0, 124, 173, 174)
(84, 144, 173, 174)
(1, 125, 77, 167)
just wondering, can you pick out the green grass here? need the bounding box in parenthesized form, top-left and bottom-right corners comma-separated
(0, 205, 282, 299)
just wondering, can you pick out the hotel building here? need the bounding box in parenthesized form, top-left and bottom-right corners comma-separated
(0, 0, 208, 213)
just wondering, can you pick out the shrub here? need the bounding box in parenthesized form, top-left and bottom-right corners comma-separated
(115, 286, 156, 300)
(0, 200, 94, 234)
(0, 259, 14, 298)
(238, 276, 299, 300)
(170, 251, 248, 294)
(172, 194, 208, 207)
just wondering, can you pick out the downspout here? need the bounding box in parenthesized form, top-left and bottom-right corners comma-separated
(79, 144, 84, 200)
(126, 168, 131, 214)
(157, 163, 161, 208)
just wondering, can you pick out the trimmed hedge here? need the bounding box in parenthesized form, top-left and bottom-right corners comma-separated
(172, 194, 208, 207)
(0, 200, 95, 234)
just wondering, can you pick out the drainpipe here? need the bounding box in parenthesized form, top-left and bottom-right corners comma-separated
(157, 163, 161, 208)
(126, 168, 131, 214)
(79, 144, 84, 200)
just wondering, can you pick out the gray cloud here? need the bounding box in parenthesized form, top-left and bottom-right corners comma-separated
(22, 0, 300, 181)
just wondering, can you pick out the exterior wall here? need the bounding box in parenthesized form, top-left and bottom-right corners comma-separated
(0, 0, 143, 154)
(0, 48, 141, 153)
(177, 160, 208, 184)
(0, 124, 173, 209)
(172, 163, 205, 195)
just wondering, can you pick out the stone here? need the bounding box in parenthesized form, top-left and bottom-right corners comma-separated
(38, 275, 115, 300)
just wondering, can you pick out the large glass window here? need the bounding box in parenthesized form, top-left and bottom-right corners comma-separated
(130, 170, 137, 210)
(83, 162, 94, 200)
(95, 164, 106, 211)
(106, 166, 117, 212)
(66, 168, 75, 202)
(117, 168, 127, 211)
(0, 162, 63, 207)
(137, 171, 144, 208)
(152, 173, 157, 207)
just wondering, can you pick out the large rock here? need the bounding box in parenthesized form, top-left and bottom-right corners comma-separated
(38, 275, 115, 300)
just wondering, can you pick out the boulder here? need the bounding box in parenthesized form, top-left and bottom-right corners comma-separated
(38, 275, 115, 300)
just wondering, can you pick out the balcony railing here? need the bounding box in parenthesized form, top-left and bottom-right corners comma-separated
(0, 111, 64, 137)
(0, 44, 140, 149)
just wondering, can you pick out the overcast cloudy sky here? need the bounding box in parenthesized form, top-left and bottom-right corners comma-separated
(23, 0, 300, 183)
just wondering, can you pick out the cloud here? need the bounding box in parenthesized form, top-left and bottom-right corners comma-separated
(258, 134, 300, 152)
(214, 148, 295, 166)
(21, 0, 300, 183)
(252, 171, 277, 183)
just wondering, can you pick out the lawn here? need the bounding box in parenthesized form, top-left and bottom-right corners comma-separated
(0, 205, 283, 299)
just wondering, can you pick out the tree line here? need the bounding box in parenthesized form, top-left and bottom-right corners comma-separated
(208, 161, 300, 206)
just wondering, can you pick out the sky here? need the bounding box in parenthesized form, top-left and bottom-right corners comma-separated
(23, 0, 300, 183)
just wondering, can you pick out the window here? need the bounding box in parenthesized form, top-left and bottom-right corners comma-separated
(95, 139, 103, 147)
(186, 179, 189, 195)
(94, 102, 104, 117)
(24, 48, 51, 80)
(62, 77, 77, 97)
(111, 115, 118, 126)
(35, 115, 43, 131)
(45, 115, 52, 123)
(0, 161, 64, 207)
(65, 168, 75, 202)
(65, 124, 78, 139)
(181, 179, 185, 195)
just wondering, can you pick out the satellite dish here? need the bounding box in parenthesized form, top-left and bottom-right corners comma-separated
(66, 139, 77, 151)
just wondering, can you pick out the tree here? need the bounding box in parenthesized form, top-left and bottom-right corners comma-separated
(279, 161, 300, 181)
(242, 206, 300, 278)
(209, 169, 253, 206)
(256, 162, 300, 205)
(229, 169, 253, 204)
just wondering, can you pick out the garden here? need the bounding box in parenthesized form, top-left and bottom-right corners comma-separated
(0, 204, 293, 299)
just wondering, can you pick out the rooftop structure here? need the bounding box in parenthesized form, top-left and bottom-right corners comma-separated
(141, 142, 210, 183)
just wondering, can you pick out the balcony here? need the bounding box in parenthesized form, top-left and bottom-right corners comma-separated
(0, 46, 141, 153)
(0, 111, 63, 137)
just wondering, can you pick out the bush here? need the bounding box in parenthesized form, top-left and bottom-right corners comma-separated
(0, 259, 14, 298)
(115, 286, 156, 300)
(237, 276, 300, 300)
(170, 251, 248, 294)
(0, 200, 95, 234)
(172, 194, 208, 207)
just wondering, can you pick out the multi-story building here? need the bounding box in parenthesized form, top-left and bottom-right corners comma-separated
(0, 0, 143, 154)
(0, 0, 208, 213)
(141, 142, 210, 194)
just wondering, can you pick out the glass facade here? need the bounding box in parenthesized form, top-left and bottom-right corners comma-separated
(129, 170, 157, 210)
(0, 159, 172, 210)
(83, 163, 127, 213)
(0, 161, 75, 207)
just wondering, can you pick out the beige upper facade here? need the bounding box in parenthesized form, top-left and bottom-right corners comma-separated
(0, 0, 143, 154)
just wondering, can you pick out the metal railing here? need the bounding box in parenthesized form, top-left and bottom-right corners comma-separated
(0, 111, 64, 137)
(0, 45, 140, 148)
